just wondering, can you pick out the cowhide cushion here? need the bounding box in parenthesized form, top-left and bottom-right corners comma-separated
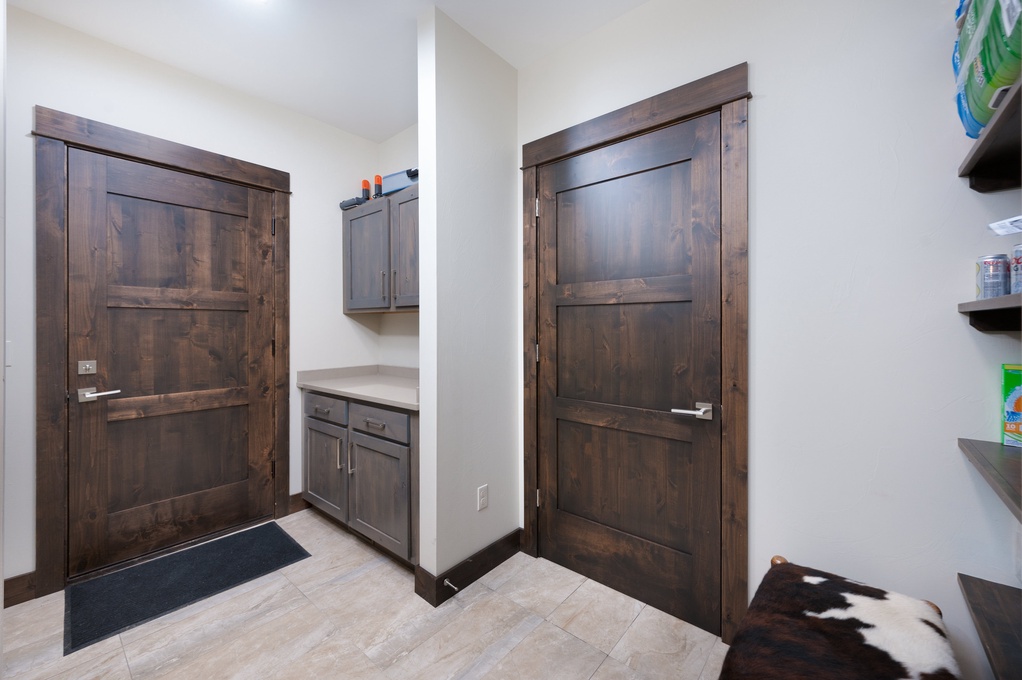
(719, 561, 960, 680)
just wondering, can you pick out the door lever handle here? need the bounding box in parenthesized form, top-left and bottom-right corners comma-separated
(671, 402, 713, 420)
(78, 387, 122, 403)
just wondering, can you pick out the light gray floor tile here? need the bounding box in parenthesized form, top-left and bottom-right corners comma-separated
(477, 551, 535, 591)
(480, 620, 607, 680)
(698, 638, 730, 680)
(383, 588, 537, 680)
(608, 605, 718, 679)
(547, 578, 645, 654)
(495, 557, 586, 618)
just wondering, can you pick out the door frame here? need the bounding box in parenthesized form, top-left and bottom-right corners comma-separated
(33, 107, 292, 597)
(521, 64, 750, 643)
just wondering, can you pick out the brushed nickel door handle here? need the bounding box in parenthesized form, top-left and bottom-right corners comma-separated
(671, 402, 713, 420)
(77, 388, 122, 403)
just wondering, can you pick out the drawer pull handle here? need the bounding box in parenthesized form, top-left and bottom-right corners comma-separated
(314, 406, 331, 415)
(364, 417, 387, 430)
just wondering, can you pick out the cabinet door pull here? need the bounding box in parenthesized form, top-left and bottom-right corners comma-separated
(363, 417, 387, 430)
(336, 437, 343, 471)
(348, 440, 356, 475)
(393, 269, 398, 301)
(381, 270, 387, 300)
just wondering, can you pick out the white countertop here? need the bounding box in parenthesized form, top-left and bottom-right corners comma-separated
(297, 365, 419, 411)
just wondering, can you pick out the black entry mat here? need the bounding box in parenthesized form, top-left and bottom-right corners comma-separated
(64, 522, 310, 654)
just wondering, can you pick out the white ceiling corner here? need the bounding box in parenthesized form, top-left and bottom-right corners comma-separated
(8, 0, 650, 142)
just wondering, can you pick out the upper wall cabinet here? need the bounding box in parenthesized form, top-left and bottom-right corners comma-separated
(343, 184, 419, 313)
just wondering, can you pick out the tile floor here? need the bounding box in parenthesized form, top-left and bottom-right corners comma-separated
(2, 509, 728, 679)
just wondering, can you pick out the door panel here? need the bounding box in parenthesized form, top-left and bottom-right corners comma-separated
(538, 112, 722, 634)
(349, 430, 410, 559)
(67, 148, 275, 577)
(345, 200, 390, 310)
(391, 185, 419, 308)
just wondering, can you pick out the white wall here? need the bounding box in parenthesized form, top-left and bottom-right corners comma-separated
(1, 0, 7, 656)
(518, 1, 1020, 678)
(3, 8, 388, 574)
(418, 8, 520, 575)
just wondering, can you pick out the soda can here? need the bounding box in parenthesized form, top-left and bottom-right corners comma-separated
(1012, 244, 1022, 295)
(977, 254, 1010, 299)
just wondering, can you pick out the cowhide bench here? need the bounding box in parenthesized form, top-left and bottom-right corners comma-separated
(720, 556, 961, 680)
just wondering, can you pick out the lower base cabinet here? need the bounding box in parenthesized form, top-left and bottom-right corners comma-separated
(304, 417, 348, 522)
(349, 430, 410, 559)
(301, 389, 417, 564)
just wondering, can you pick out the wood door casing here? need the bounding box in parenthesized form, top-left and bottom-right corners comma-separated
(522, 64, 750, 642)
(33, 107, 292, 598)
(538, 113, 723, 634)
(67, 149, 275, 577)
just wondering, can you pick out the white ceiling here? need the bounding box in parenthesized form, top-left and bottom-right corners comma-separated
(8, 0, 649, 142)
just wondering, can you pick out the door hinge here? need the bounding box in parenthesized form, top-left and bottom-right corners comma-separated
(271, 460, 276, 478)
(536, 489, 541, 507)
(535, 197, 539, 218)
(271, 338, 276, 357)
(271, 217, 276, 236)
(535, 343, 539, 364)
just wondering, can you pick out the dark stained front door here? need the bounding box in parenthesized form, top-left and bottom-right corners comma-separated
(67, 148, 276, 577)
(537, 112, 723, 633)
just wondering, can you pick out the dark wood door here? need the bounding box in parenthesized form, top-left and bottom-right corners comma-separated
(537, 112, 723, 634)
(67, 148, 276, 577)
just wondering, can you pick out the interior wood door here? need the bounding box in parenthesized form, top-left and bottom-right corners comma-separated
(67, 148, 276, 577)
(537, 112, 723, 634)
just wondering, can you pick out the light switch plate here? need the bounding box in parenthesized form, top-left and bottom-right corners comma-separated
(477, 484, 488, 511)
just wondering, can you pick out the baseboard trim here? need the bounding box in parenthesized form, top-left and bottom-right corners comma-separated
(5, 572, 37, 608)
(415, 529, 522, 607)
(288, 493, 311, 515)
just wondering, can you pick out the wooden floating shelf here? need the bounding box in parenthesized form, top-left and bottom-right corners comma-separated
(959, 80, 1021, 193)
(958, 438, 1021, 522)
(958, 573, 1022, 680)
(958, 294, 1022, 332)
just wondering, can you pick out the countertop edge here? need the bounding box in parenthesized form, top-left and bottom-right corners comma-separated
(297, 365, 419, 411)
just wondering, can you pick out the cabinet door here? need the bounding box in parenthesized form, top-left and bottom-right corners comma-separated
(349, 430, 410, 559)
(303, 417, 348, 523)
(390, 185, 419, 309)
(344, 199, 391, 311)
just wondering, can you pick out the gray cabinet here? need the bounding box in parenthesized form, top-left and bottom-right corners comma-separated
(349, 430, 410, 560)
(302, 392, 348, 523)
(343, 184, 418, 313)
(301, 389, 417, 564)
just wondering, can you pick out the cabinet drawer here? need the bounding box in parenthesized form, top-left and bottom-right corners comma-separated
(350, 402, 409, 443)
(303, 391, 347, 425)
